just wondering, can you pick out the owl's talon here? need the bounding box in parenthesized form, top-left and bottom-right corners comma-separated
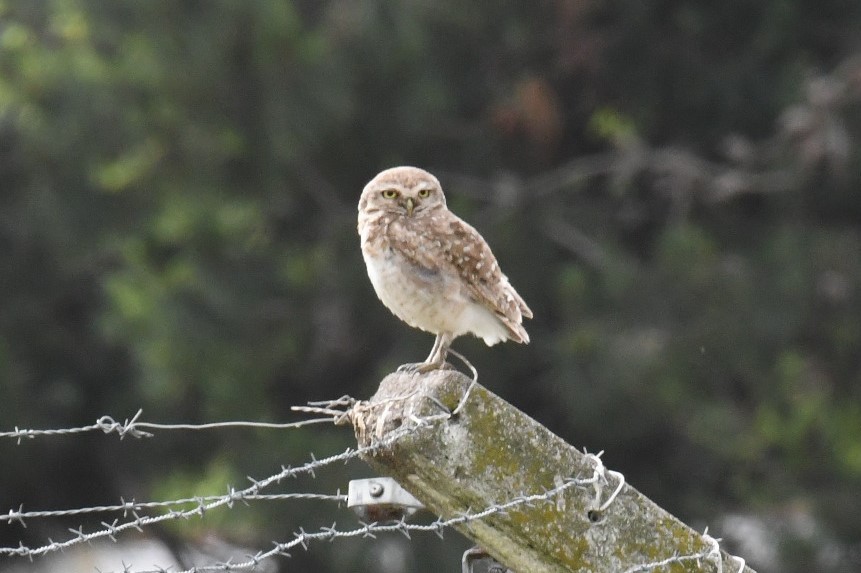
(396, 362, 423, 373)
(396, 361, 454, 375)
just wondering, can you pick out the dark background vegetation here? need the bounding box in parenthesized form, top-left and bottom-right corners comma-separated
(1, 1, 861, 571)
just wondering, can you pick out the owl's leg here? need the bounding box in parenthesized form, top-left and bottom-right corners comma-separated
(424, 333, 446, 364)
(429, 332, 452, 365)
(418, 332, 452, 372)
(397, 332, 453, 374)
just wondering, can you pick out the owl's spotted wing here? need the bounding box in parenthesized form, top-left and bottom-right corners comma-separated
(445, 217, 532, 342)
(388, 212, 532, 343)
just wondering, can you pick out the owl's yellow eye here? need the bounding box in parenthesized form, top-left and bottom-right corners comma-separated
(382, 189, 399, 199)
(417, 188, 430, 198)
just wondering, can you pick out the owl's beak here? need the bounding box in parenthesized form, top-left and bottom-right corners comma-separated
(405, 197, 415, 217)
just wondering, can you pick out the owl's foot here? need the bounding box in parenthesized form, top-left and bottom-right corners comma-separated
(395, 333, 458, 374)
(396, 361, 454, 374)
(396, 362, 425, 374)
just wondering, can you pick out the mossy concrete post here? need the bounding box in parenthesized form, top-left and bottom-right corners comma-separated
(353, 369, 755, 573)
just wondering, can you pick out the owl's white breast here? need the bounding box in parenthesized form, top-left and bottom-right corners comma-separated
(362, 246, 509, 346)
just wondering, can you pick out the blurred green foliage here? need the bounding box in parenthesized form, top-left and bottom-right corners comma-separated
(1, 1, 860, 572)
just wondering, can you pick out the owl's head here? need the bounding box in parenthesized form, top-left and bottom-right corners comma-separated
(359, 166, 447, 217)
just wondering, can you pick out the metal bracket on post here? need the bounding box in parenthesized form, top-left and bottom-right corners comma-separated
(347, 477, 425, 523)
(462, 546, 514, 573)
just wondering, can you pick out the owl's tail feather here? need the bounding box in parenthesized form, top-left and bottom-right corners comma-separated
(505, 320, 531, 344)
(497, 288, 532, 344)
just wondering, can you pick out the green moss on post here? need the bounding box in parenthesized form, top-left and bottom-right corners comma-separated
(353, 369, 755, 573)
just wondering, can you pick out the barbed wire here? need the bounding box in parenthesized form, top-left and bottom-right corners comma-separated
(0, 446, 361, 559)
(1, 392, 748, 573)
(0, 408, 333, 444)
(0, 395, 434, 562)
(130, 464, 601, 573)
(0, 440, 416, 561)
(1, 492, 345, 526)
(623, 528, 746, 573)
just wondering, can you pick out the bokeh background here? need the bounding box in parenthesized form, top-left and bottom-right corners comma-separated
(1, 1, 861, 572)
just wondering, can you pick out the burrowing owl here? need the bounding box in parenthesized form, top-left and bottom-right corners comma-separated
(358, 166, 532, 372)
